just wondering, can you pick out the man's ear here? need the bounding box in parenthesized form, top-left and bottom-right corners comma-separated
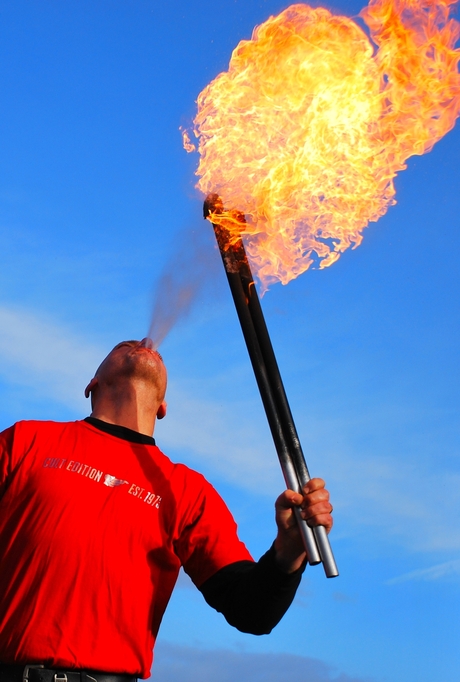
(84, 377, 98, 399)
(157, 401, 167, 420)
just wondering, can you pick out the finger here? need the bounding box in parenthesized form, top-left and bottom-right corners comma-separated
(301, 499, 333, 518)
(275, 489, 304, 510)
(303, 488, 330, 506)
(301, 500, 334, 533)
(302, 477, 326, 495)
(306, 513, 334, 533)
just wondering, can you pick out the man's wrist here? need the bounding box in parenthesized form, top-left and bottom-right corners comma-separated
(273, 536, 307, 574)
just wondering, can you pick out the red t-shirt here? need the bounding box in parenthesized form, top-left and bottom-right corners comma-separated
(0, 420, 253, 678)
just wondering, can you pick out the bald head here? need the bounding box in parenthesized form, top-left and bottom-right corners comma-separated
(85, 340, 167, 418)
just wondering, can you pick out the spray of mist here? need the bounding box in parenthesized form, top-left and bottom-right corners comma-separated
(147, 223, 220, 349)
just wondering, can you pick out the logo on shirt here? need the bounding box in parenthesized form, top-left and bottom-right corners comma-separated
(42, 458, 162, 510)
(103, 474, 128, 488)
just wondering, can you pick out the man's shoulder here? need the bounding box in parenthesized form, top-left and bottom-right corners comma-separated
(0, 420, 86, 464)
(2, 419, 85, 441)
(155, 446, 201, 478)
(9, 418, 83, 431)
(154, 445, 215, 493)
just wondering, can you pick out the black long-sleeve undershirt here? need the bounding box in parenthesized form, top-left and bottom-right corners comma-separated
(198, 544, 306, 634)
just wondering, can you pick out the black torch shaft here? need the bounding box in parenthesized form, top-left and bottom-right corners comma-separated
(204, 195, 338, 578)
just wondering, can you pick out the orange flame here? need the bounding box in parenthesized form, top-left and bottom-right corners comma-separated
(186, 0, 460, 286)
(180, 126, 196, 153)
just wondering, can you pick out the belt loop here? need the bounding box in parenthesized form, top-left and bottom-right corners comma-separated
(54, 675, 67, 682)
(23, 665, 45, 682)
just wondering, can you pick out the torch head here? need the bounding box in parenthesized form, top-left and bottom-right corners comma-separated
(203, 193, 224, 219)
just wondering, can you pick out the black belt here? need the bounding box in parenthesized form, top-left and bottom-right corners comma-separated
(0, 665, 137, 682)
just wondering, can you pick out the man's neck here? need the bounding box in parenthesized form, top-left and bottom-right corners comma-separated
(84, 417, 156, 445)
(90, 410, 156, 437)
(90, 398, 156, 437)
(89, 378, 161, 437)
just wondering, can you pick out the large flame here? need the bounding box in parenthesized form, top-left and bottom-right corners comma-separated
(185, 0, 460, 286)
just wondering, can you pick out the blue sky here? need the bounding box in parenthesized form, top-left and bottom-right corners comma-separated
(0, 1, 459, 681)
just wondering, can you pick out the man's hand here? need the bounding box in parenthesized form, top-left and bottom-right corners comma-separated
(273, 478, 333, 574)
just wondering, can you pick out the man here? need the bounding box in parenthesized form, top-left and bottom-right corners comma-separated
(0, 339, 333, 682)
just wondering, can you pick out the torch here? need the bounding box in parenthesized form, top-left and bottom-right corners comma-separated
(186, 0, 460, 578)
(204, 194, 338, 579)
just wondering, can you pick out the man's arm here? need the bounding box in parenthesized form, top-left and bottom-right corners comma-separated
(199, 478, 333, 635)
(199, 545, 304, 635)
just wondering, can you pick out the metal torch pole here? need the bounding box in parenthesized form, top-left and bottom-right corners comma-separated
(204, 195, 338, 578)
